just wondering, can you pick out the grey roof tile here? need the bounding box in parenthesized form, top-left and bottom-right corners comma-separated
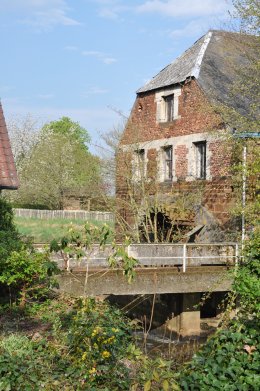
(137, 30, 258, 115)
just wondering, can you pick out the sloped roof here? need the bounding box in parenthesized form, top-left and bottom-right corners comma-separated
(0, 103, 19, 189)
(137, 30, 257, 114)
(137, 32, 210, 93)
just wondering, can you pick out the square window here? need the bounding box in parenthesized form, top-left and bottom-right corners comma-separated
(194, 141, 206, 179)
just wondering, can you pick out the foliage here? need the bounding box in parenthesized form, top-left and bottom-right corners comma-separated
(108, 238, 139, 283)
(232, 0, 260, 34)
(0, 249, 59, 306)
(50, 222, 112, 260)
(178, 320, 260, 390)
(67, 298, 133, 389)
(131, 353, 181, 391)
(41, 116, 90, 149)
(0, 198, 16, 232)
(0, 197, 24, 277)
(50, 223, 139, 285)
(0, 197, 58, 306)
(7, 117, 104, 210)
(0, 334, 79, 390)
(233, 231, 260, 318)
(176, 231, 260, 390)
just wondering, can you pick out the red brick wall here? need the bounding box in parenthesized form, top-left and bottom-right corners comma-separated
(116, 79, 235, 238)
(121, 79, 220, 144)
(175, 145, 189, 179)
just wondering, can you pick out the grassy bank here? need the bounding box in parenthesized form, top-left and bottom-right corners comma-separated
(14, 216, 114, 243)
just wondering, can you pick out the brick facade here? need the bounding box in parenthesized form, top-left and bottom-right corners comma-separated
(116, 79, 235, 242)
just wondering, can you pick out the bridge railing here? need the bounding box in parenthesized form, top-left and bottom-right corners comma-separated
(49, 242, 239, 272)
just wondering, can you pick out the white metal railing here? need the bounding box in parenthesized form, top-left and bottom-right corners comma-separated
(47, 242, 239, 273)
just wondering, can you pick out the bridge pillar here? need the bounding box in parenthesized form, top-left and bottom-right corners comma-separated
(179, 293, 201, 337)
(166, 293, 201, 337)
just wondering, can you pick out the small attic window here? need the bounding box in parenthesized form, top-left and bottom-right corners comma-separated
(155, 87, 181, 123)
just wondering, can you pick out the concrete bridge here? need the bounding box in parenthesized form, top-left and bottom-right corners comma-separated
(54, 242, 238, 296)
(50, 242, 238, 337)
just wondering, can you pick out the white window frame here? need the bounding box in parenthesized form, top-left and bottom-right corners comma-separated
(132, 149, 146, 181)
(155, 86, 181, 123)
(193, 141, 207, 180)
(163, 145, 173, 181)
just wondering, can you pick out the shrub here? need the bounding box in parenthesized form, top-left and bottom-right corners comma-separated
(0, 197, 58, 306)
(67, 298, 133, 390)
(177, 233, 260, 390)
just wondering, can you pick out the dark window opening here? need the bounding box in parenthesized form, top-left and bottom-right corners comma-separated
(139, 212, 192, 243)
(164, 94, 174, 121)
(164, 146, 173, 181)
(194, 141, 206, 179)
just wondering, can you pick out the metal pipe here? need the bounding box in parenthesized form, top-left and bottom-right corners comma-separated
(242, 145, 247, 248)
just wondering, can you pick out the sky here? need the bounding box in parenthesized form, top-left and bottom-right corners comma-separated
(0, 0, 234, 152)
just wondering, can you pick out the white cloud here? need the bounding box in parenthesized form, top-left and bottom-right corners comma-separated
(21, 9, 81, 30)
(0, 0, 67, 11)
(170, 19, 209, 38)
(82, 50, 117, 65)
(64, 45, 79, 51)
(0, 0, 81, 30)
(137, 0, 230, 18)
(93, 0, 130, 19)
(103, 57, 117, 64)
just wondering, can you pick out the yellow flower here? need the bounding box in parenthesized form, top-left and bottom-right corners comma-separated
(101, 350, 111, 359)
(112, 328, 119, 333)
(106, 336, 115, 344)
(81, 352, 87, 361)
(89, 367, 96, 375)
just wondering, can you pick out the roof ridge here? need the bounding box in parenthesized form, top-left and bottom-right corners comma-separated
(191, 31, 213, 79)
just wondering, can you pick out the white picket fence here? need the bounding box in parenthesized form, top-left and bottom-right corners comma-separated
(14, 208, 114, 222)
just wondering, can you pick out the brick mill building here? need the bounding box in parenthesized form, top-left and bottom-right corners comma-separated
(116, 30, 253, 243)
(0, 103, 19, 191)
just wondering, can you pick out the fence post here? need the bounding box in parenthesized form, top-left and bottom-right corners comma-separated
(183, 243, 187, 273)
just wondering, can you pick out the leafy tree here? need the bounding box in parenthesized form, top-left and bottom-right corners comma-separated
(9, 118, 104, 209)
(42, 116, 90, 149)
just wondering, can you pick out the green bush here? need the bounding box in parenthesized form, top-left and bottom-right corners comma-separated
(178, 234, 260, 390)
(0, 198, 22, 265)
(178, 321, 260, 390)
(0, 334, 80, 390)
(0, 197, 59, 306)
(67, 298, 132, 390)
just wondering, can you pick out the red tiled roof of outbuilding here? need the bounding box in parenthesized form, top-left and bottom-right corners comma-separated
(0, 102, 19, 189)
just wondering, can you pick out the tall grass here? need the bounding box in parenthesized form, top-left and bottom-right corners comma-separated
(14, 216, 114, 243)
